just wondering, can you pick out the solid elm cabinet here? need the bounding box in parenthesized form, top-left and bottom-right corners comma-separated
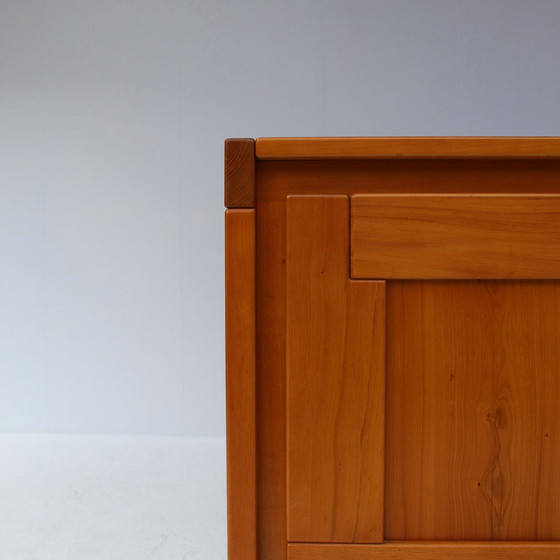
(225, 137, 560, 560)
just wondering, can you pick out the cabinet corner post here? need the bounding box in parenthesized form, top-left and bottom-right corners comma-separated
(225, 138, 256, 209)
(225, 208, 257, 560)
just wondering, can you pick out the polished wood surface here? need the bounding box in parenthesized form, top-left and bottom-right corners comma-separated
(256, 137, 560, 160)
(287, 543, 560, 560)
(286, 196, 385, 543)
(227, 137, 560, 560)
(385, 281, 560, 540)
(257, 159, 560, 203)
(256, 200, 287, 560)
(351, 194, 560, 279)
(225, 209, 256, 560)
(225, 138, 255, 208)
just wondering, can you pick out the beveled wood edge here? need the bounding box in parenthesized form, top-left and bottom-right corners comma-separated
(287, 542, 560, 559)
(225, 209, 257, 560)
(256, 137, 560, 159)
(225, 138, 255, 208)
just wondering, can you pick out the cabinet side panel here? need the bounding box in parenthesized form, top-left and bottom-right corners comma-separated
(286, 196, 385, 543)
(225, 209, 257, 560)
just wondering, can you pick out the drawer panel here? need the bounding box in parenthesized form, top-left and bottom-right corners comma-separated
(351, 194, 560, 279)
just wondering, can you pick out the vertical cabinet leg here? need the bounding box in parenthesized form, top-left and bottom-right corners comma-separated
(225, 209, 257, 560)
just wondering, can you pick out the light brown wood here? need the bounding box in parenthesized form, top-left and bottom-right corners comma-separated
(286, 196, 385, 543)
(227, 138, 560, 560)
(287, 542, 560, 560)
(256, 137, 560, 160)
(256, 200, 288, 560)
(225, 138, 255, 208)
(385, 281, 560, 540)
(352, 194, 560, 279)
(225, 209, 256, 560)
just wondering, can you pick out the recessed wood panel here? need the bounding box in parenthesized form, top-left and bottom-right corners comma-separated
(351, 194, 560, 279)
(288, 542, 560, 560)
(286, 196, 385, 543)
(256, 200, 288, 560)
(385, 281, 560, 540)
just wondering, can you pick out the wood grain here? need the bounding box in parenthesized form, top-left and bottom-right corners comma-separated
(225, 138, 255, 208)
(256, 159, 560, 203)
(225, 209, 256, 560)
(256, 200, 288, 560)
(226, 141, 560, 559)
(256, 137, 560, 160)
(385, 281, 560, 540)
(287, 542, 560, 560)
(352, 194, 560, 279)
(286, 196, 385, 543)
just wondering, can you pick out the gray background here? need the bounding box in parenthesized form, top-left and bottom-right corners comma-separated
(1, 0, 560, 437)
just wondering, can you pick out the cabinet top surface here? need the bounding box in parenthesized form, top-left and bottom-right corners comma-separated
(255, 137, 560, 160)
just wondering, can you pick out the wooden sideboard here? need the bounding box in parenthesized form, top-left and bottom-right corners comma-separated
(225, 137, 560, 560)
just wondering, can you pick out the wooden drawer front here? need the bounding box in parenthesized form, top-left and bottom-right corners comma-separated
(351, 194, 560, 279)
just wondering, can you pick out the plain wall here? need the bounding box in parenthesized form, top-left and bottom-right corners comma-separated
(1, 0, 560, 436)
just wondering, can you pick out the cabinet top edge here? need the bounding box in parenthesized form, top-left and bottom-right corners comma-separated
(255, 137, 560, 160)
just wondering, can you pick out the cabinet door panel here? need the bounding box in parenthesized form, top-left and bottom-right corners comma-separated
(285, 192, 560, 549)
(286, 196, 385, 543)
(385, 281, 560, 540)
